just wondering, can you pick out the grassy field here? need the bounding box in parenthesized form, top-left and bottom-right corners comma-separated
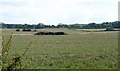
(76, 28, 119, 32)
(2, 28, 118, 69)
(76, 29, 106, 31)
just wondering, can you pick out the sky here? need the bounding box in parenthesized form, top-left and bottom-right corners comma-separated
(0, 0, 119, 25)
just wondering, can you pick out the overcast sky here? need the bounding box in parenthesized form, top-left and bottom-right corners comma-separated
(0, 0, 119, 25)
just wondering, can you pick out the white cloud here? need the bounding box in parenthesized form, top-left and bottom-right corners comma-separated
(0, 0, 119, 25)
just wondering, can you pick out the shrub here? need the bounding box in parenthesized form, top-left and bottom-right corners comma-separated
(105, 27, 114, 31)
(16, 29, 20, 31)
(27, 29, 31, 31)
(34, 32, 65, 35)
(2, 32, 33, 70)
(33, 29, 37, 32)
(22, 29, 31, 32)
(55, 32, 65, 35)
(22, 29, 26, 31)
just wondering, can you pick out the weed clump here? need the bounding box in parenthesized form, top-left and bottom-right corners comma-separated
(2, 32, 33, 70)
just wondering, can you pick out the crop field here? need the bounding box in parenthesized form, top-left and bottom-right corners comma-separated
(2, 28, 118, 69)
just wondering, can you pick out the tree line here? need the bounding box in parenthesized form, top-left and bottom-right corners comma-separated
(0, 21, 119, 29)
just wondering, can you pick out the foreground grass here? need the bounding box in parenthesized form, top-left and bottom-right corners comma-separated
(2, 29, 118, 69)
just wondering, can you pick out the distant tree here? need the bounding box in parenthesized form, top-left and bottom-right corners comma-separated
(57, 23, 69, 28)
(23, 24, 28, 29)
(17, 24, 23, 28)
(1, 21, 120, 29)
(36, 23, 45, 29)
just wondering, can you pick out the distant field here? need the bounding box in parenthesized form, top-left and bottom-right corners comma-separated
(2, 28, 118, 69)
(76, 28, 119, 32)
(76, 29, 106, 31)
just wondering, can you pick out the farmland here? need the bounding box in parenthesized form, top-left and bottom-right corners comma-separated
(76, 28, 119, 32)
(2, 28, 118, 69)
(76, 29, 106, 32)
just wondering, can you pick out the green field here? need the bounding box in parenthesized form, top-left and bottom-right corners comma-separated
(76, 29, 106, 31)
(2, 28, 118, 69)
(76, 28, 119, 32)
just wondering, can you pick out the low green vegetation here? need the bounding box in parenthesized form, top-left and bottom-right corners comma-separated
(16, 29, 20, 31)
(2, 28, 118, 69)
(76, 29, 106, 32)
(22, 29, 31, 32)
(2, 33, 33, 69)
(76, 28, 119, 32)
(105, 27, 114, 31)
(34, 32, 66, 35)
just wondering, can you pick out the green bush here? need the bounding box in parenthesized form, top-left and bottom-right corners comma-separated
(16, 29, 20, 31)
(2, 32, 33, 69)
(105, 27, 114, 31)
(22, 29, 31, 32)
(34, 32, 66, 35)
(33, 29, 37, 32)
